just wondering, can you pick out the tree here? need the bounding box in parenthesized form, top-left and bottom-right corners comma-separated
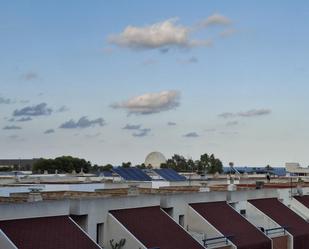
(32, 156, 92, 173)
(199, 153, 223, 174)
(265, 164, 273, 171)
(122, 162, 131, 168)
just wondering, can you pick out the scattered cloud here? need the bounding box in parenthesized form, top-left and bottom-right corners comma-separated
(218, 112, 235, 119)
(16, 117, 32, 122)
(238, 109, 271, 117)
(13, 103, 52, 117)
(183, 132, 199, 138)
(219, 28, 237, 38)
(122, 124, 151, 137)
(3, 125, 22, 130)
(59, 116, 105, 129)
(219, 131, 239, 135)
(21, 72, 38, 81)
(111, 90, 180, 115)
(199, 13, 232, 28)
(178, 56, 198, 64)
(0, 96, 14, 104)
(108, 18, 212, 51)
(226, 121, 239, 126)
(57, 105, 69, 113)
(123, 124, 141, 130)
(218, 109, 271, 118)
(167, 121, 177, 126)
(133, 128, 151, 137)
(44, 129, 55, 134)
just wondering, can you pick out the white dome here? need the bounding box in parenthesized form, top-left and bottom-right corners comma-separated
(145, 151, 167, 169)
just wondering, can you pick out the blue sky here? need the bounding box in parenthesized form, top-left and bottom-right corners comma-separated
(1, 0, 309, 166)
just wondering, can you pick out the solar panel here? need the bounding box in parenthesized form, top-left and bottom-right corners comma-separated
(100, 171, 113, 177)
(112, 167, 152, 181)
(154, 168, 186, 181)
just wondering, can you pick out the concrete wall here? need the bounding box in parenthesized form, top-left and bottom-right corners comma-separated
(0, 199, 70, 221)
(104, 213, 146, 249)
(161, 191, 227, 229)
(70, 194, 161, 240)
(0, 230, 17, 249)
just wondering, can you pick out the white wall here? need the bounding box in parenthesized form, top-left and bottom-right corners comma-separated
(104, 213, 146, 249)
(0, 199, 70, 221)
(0, 230, 18, 249)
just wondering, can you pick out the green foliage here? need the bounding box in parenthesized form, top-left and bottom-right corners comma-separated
(265, 164, 273, 171)
(32, 156, 92, 174)
(160, 153, 223, 174)
(122, 162, 131, 168)
(91, 164, 113, 173)
(0, 166, 12, 172)
(110, 238, 126, 249)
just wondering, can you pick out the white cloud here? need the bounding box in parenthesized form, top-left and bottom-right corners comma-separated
(111, 90, 180, 115)
(200, 13, 232, 27)
(108, 18, 212, 51)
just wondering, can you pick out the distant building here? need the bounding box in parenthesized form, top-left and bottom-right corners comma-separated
(285, 162, 309, 176)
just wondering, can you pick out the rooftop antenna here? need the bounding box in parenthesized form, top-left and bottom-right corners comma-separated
(229, 162, 240, 175)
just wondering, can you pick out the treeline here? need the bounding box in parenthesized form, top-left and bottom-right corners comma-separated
(32, 153, 223, 174)
(160, 153, 223, 174)
(33, 156, 92, 174)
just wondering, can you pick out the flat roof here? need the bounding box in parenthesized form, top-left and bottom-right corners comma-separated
(249, 198, 309, 249)
(110, 206, 204, 249)
(190, 201, 271, 249)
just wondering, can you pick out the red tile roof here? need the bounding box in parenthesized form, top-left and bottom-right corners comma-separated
(190, 201, 271, 249)
(0, 216, 100, 249)
(249, 198, 309, 249)
(110, 206, 204, 249)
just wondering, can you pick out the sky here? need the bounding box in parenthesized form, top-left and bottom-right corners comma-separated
(0, 0, 309, 166)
